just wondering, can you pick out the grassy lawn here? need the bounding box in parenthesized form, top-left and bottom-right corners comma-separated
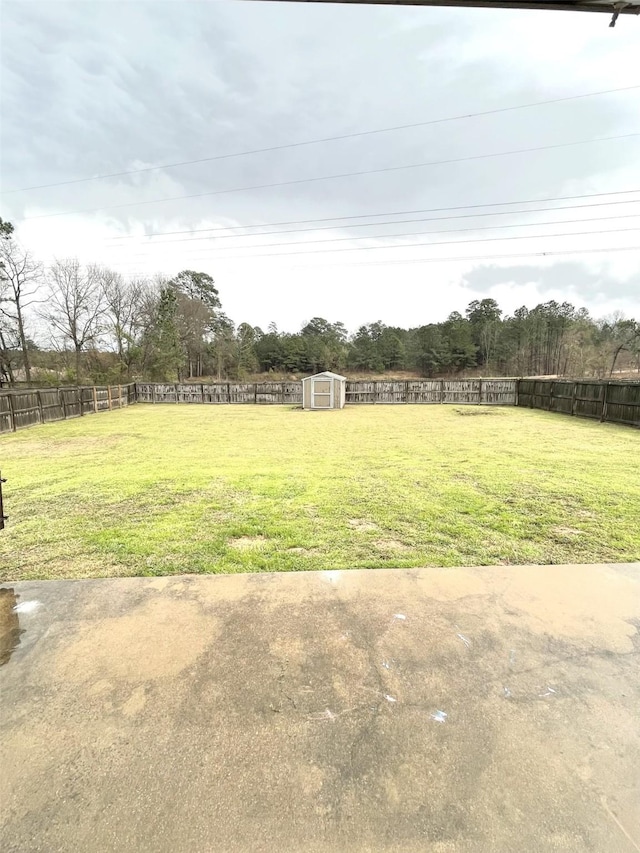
(1, 404, 639, 581)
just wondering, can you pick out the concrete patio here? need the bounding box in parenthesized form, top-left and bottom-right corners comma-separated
(1, 564, 639, 852)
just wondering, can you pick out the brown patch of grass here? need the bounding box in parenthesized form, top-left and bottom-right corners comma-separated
(553, 526, 583, 537)
(228, 536, 268, 550)
(348, 519, 379, 532)
(374, 539, 411, 552)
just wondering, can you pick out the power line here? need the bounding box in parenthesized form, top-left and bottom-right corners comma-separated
(105, 195, 640, 249)
(5, 84, 639, 195)
(21, 133, 640, 222)
(212, 226, 640, 258)
(102, 189, 640, 242)
(111, 212, 640, 255)
(86, 227, 640, 270)
(79, 244, 640, 275)
(298, 246, 640, 269)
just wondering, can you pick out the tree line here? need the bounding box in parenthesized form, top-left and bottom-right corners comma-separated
(1, 216, 639, 385)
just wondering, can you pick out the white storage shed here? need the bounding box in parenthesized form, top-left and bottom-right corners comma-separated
(302, 372, 347, 410)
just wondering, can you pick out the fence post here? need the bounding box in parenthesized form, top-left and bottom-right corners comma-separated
(515, 379, 519, 407)
(571, 381, 577, 416)
(92, 386, 98, 413)
(175, 383, 179, 404)
(37, 389, 44, 424)
(0, 469, 7, 529)
(549, 381, 555, 411)
(373, 381, 378, 404)
(79, 387, 84, 416)
(601, 381, 609, 423)
(228, 382, 232, 404)
(405, 380, 409, 404)
(201, 383, 205, 404)
(58, 388, 67, 420)
(7, 392, 16, 432)
(254, 383, 258, 404)
(107, 386, 112, 410)
(440, 380, 445, 404)
(151, 384, 156, 404)
(118, 384, 123, 408)
(478, 378, 483, 405)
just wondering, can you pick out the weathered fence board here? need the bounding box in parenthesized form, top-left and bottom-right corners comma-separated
(605, 382, 640, 426)
(177, 383, 205, 404)
(443, 379, 480, 404)
(517, 379, 639, 427)
(0, 384, 136, 434)
(229, 383, 255, 404)
(481, 379, 518, 405)
(345, 381, 375, 403)
(407, 380, 441, 403)
(208, 384, 232, 404)
(255, 383, 300, 404)
(0, 395, 13, 433)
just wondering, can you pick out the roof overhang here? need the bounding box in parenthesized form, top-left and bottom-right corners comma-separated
(241, 0, 640, 25)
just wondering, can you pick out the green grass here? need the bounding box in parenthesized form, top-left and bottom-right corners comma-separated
(1, 405, 639, 581)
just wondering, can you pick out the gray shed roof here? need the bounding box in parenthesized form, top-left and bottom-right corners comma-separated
(302, 371, 347, 381)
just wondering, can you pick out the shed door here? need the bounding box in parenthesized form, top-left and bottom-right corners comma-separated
(312, 379, 333, 408)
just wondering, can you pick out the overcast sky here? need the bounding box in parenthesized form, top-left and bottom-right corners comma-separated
(1, 0, 639, 332)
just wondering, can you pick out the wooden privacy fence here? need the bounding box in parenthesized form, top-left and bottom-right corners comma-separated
(517, 379, 640, 427)
(137, 379, 518, 406)
(2, 379, 638, 434)
(0, 384, 136, 434)
(135, 382, 302, 405)
(345, 379, 517, 405)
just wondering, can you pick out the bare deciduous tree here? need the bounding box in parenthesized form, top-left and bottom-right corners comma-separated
(0, 323, 18, 384)
(42, 260, 105, 383)
(100, 270, 146, 380)
(0, 222, 42, 382)
(609, 319, 640, 377)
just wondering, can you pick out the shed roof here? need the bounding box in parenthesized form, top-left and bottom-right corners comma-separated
(302, 371, 347, 381)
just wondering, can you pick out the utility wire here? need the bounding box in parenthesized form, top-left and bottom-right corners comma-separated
(20, 133, 640, 221)
(103, 189, 640, 241)
(212, 226, 640, 258)
(111, 212, 640, 254)
(84, 244, 640, 274)
(95, 226, 640, 267)
(298, 245, 640, 270)
(5, 84, 639, 195)
(147, 203, 640, 245)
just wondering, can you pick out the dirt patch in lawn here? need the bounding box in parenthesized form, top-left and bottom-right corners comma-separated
(228, 536, 268, 550)
(454, 408, 501, 416)
(553, 526, 583, 537)
(374, 539, 411, 552)
(348, 519, 379, 532)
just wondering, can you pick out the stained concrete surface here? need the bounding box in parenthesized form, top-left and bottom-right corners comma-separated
(1, 564, 639, 853)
